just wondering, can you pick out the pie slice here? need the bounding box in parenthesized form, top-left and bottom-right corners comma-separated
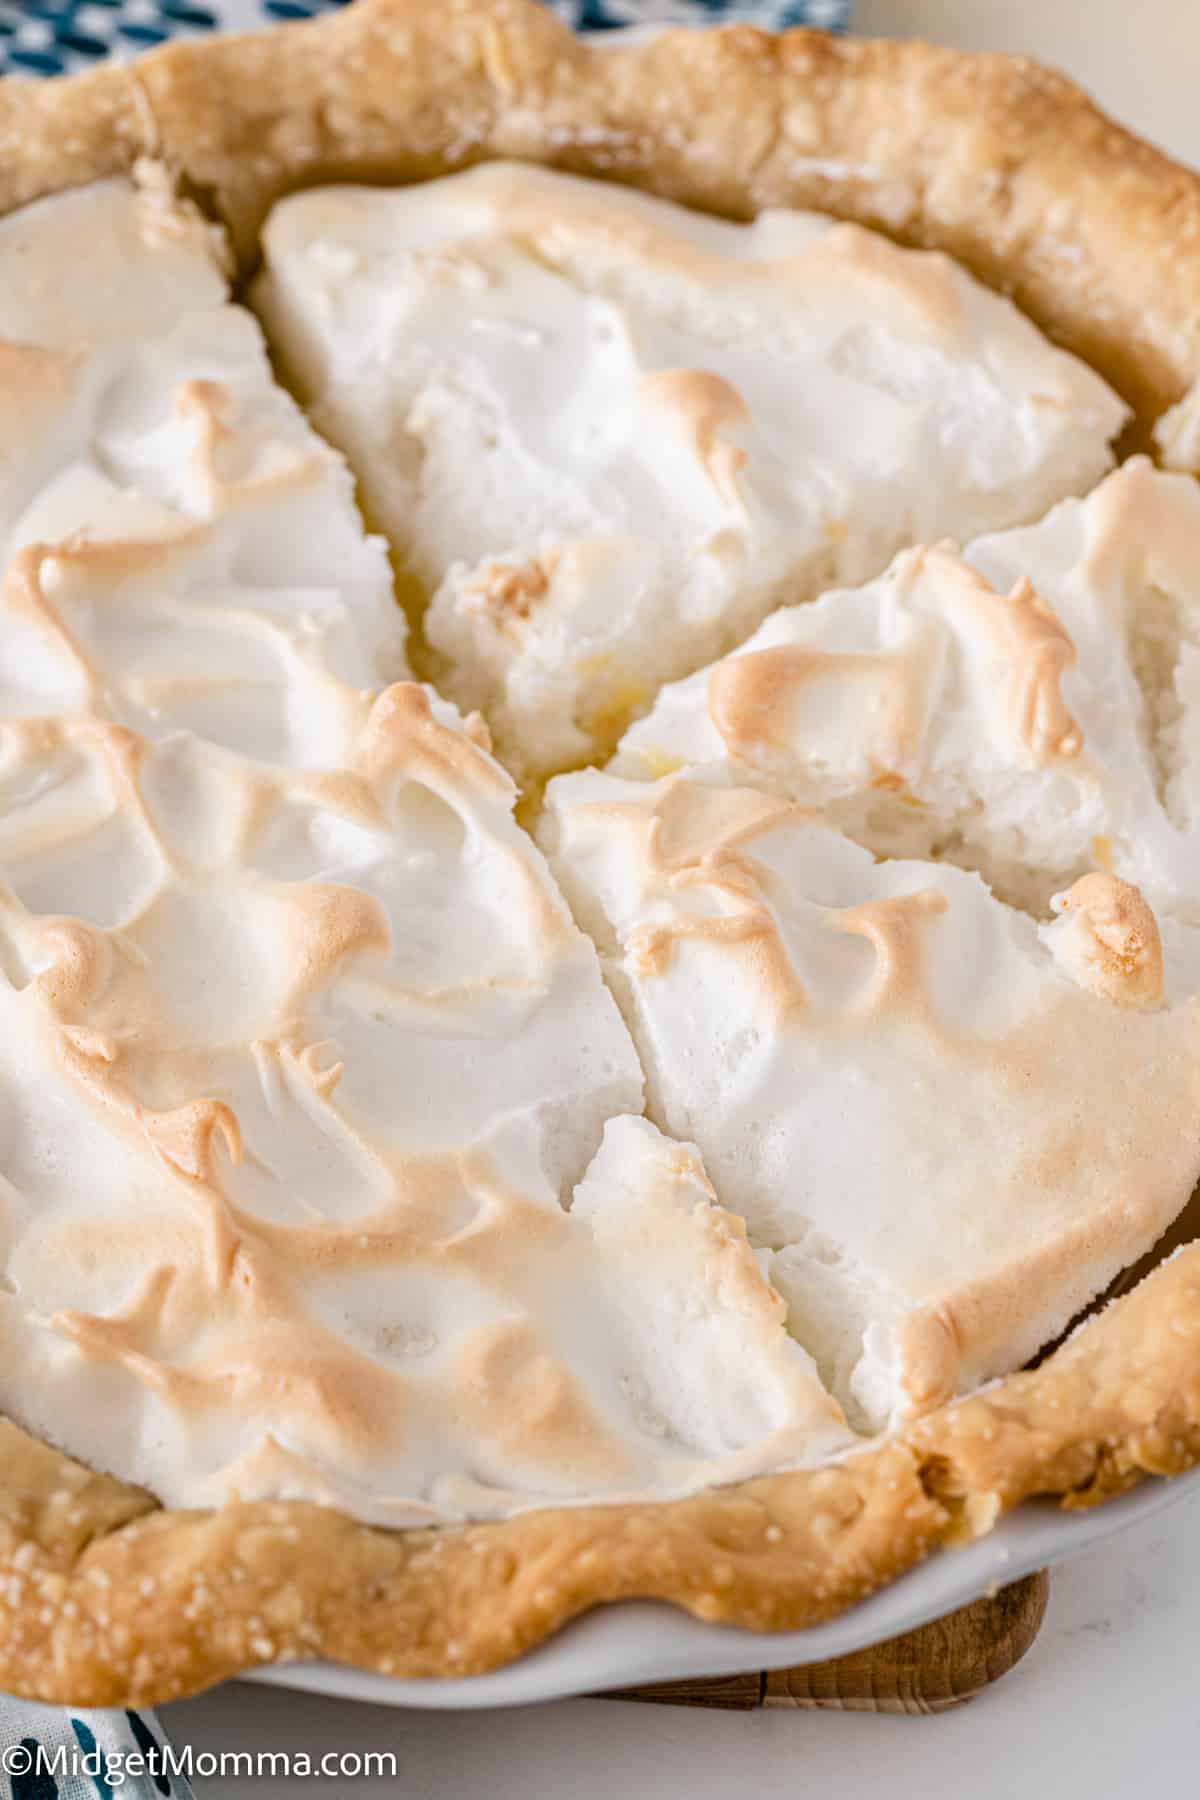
(541, 768, 1200, 1429)
(0, 175, 409, 768)
(254, 160, 1126, 782)
(613, 457, 1200, 927)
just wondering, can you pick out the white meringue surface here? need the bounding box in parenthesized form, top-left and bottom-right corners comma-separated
(0, 175, 870, 1523)
(614, 459, 1200, 925)
(253, 160, 1126, 781)
(0, 164, 1196, 1537)
(0, 175, 409, 769)
(0, 701, 847, 1516)
(541, 767, 1200, 1430)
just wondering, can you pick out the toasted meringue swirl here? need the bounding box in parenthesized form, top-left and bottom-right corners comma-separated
(543, 768, 1200, 1431)
(254, 160, 1125, 782)
(0, 175, 856, 1523)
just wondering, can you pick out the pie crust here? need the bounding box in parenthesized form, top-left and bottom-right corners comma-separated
(3, 0, 1200, 1705)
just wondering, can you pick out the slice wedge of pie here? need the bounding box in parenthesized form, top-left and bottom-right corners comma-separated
(4, 0, 1200, 1710)
(0, 175, 409, 765)
(541, 767, 1200, 1430)
(253, 160, 1124, 781)
(613, 457, 1200, 920)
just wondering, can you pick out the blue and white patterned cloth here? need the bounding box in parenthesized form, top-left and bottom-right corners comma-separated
(0, 1697, 195, 1797)
(0, 0, 845, 1785)
(0, 0, 847, 79)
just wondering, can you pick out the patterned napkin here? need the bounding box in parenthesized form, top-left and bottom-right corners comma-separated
(0, 0, 848, 1783)
(0, 1697, 195, 1796)
(0, 0, 848, 78)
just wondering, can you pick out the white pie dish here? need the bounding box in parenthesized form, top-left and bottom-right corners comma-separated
(248, 1464, 1200, 1708)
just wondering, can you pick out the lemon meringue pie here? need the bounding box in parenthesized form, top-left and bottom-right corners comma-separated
(4, 0, 1200, 1710)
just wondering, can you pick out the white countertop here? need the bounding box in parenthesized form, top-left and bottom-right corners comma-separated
(857, 0, 1200, 169)
(163, 4, 1200, 1792)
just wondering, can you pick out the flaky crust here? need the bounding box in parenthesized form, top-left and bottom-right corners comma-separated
(4, 0, 1200, 444)
(3, 1246, 1200, 1705)
(3, 0, 1200, 1703)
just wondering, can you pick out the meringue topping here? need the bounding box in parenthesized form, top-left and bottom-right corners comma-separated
(253, 160, 1125, 781)
(0, 699, 858, 1521)
(0, 164, 1195, 1534)
(0, 175, 862, 1523)
(0, 177, 409, 774)
(615, 460, 1200, 922)
(542, 768, 1200, 1430)
(1047, 872, 1165, 1009)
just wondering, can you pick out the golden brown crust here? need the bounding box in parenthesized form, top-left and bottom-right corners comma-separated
(910, 1245, 1200, 1522)
(3, 0, 1200, 1705)
(0, 1426, 945, 1706)
(2, 1245, 1200, 1704)
(3, 0, 1200, 444)
(0, 65, 151, 217)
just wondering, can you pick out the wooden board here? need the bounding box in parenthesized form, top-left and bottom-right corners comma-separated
(607, 1570, 1048, 1712)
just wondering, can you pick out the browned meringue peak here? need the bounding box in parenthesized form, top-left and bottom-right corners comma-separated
(0, 174, 407, 769)
(541, 766, 1200, 1431)
(252, 159, 1125, 784)
(6, 692, 878, 1523)
(704, 555, 1081, 772)
(1049, 873, 1166, 1010)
